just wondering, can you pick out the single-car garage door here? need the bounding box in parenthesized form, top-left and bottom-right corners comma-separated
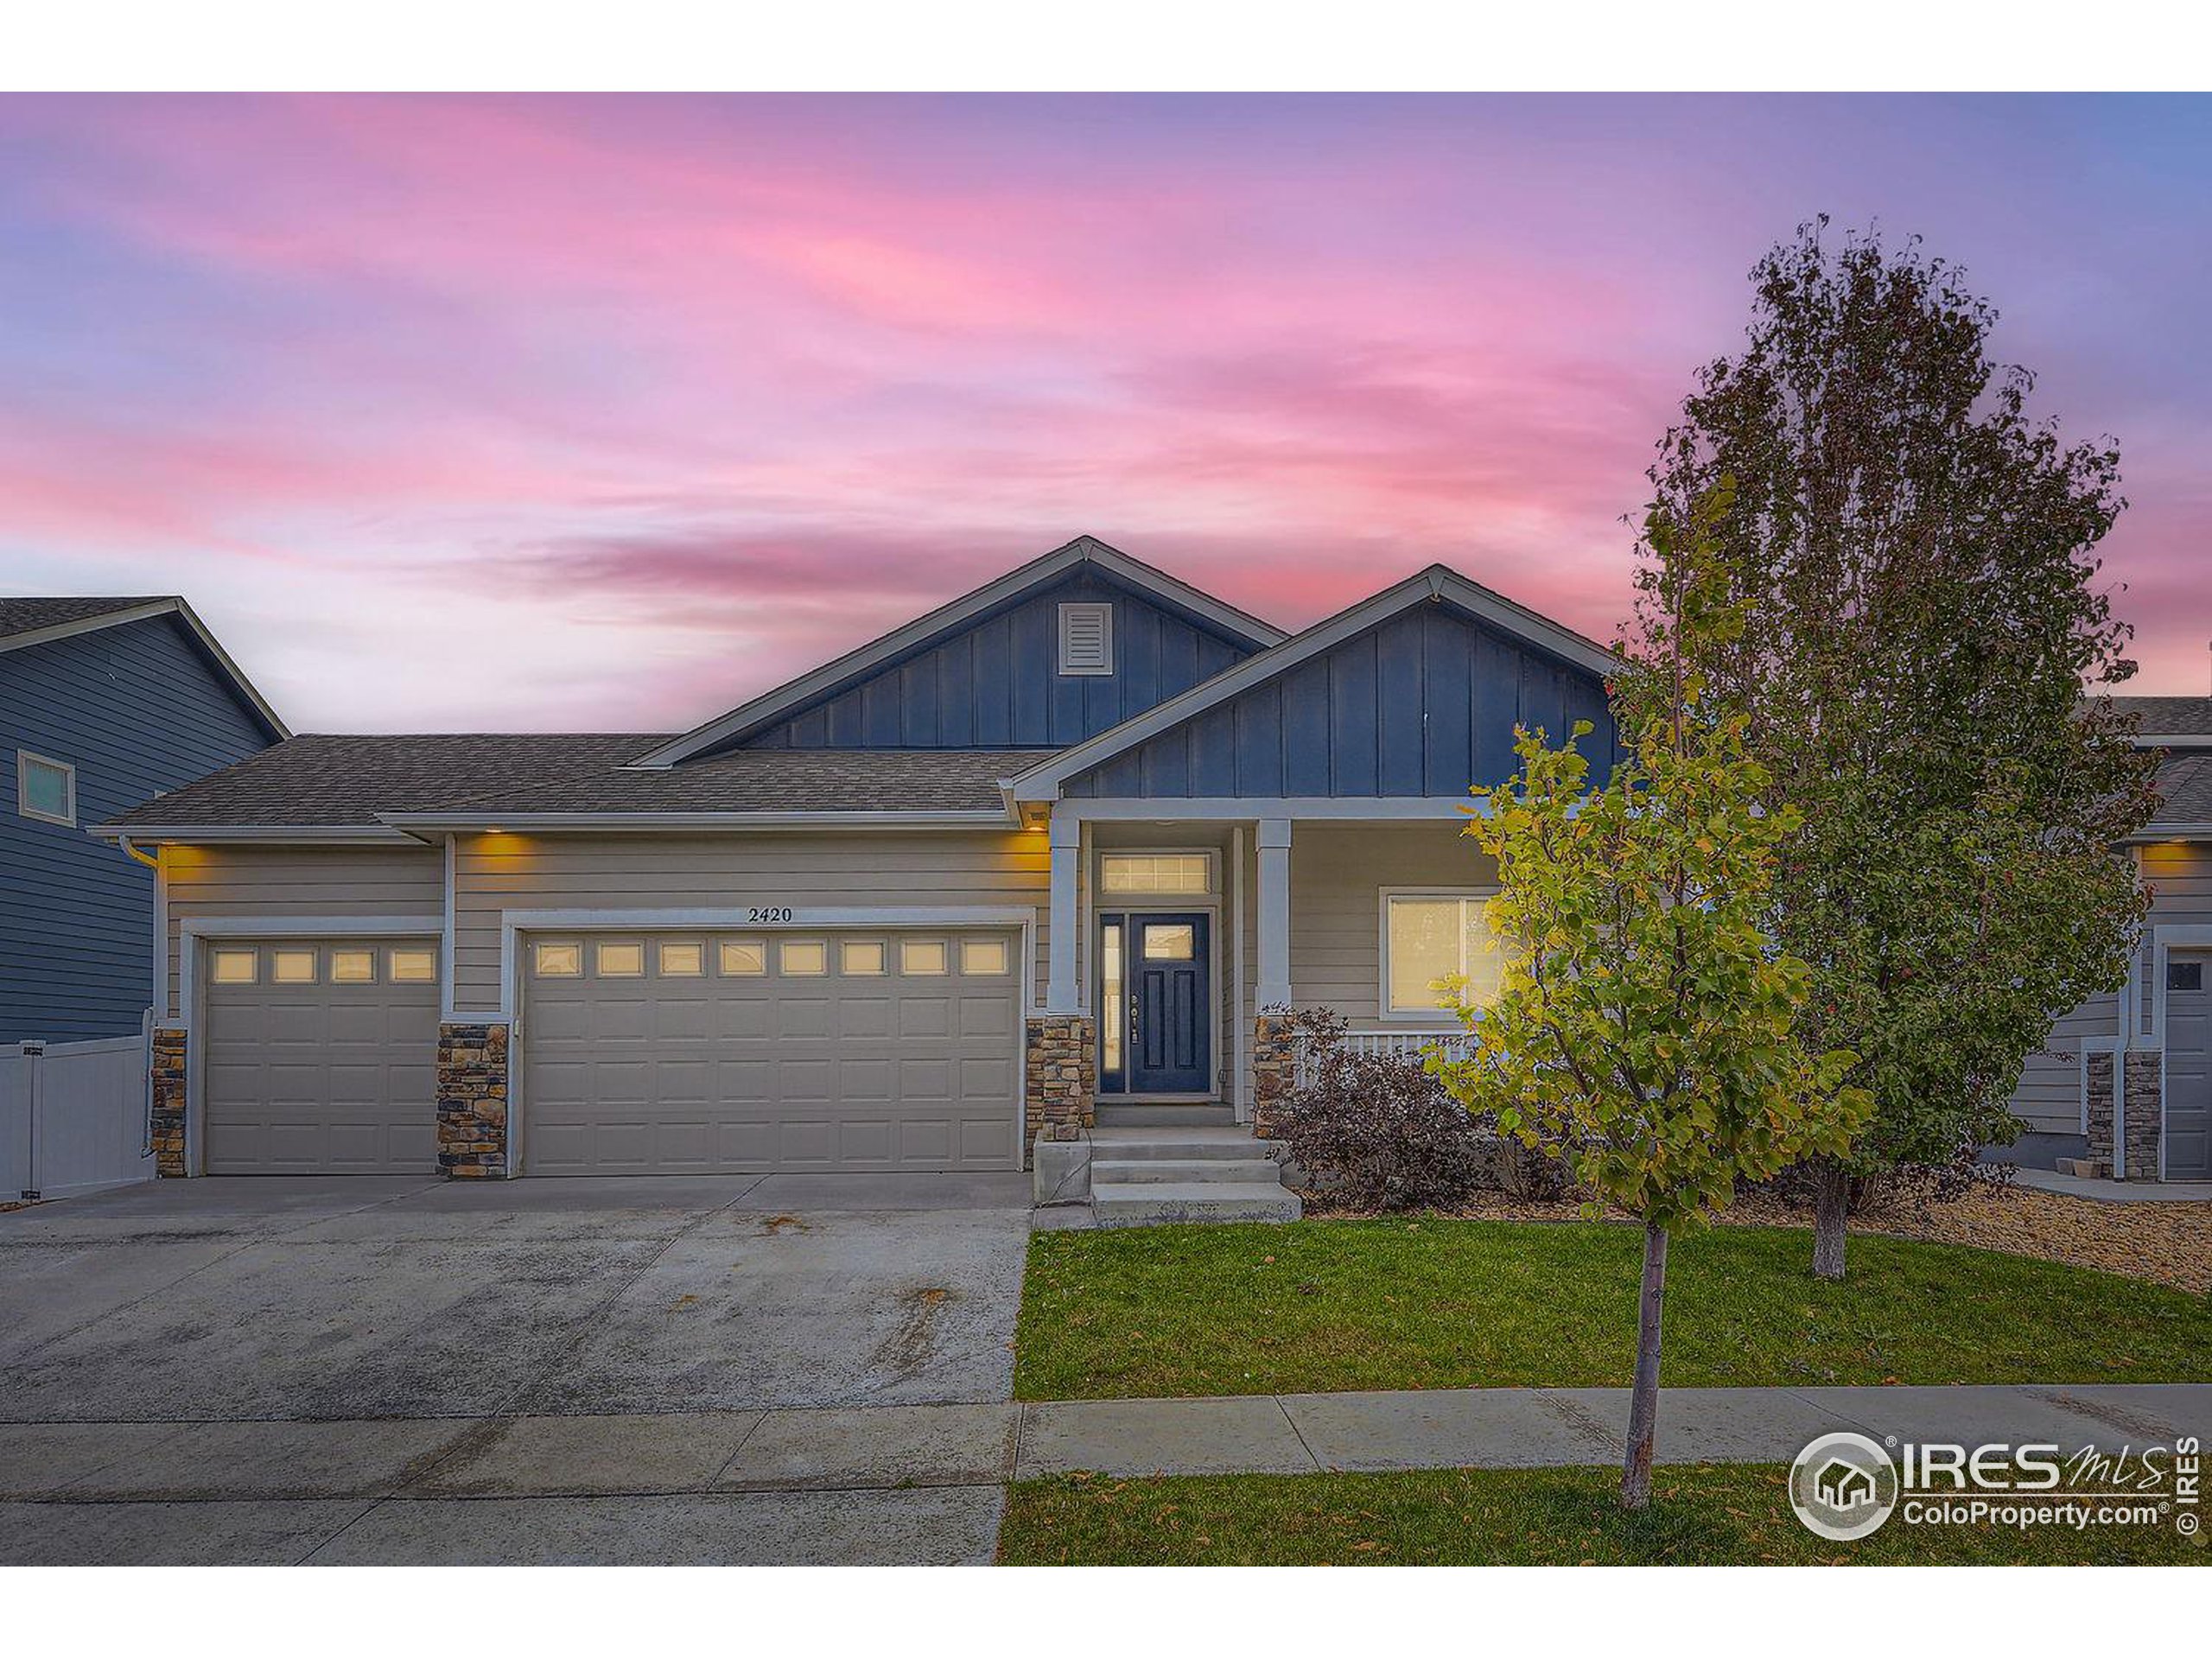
(200, 938, 441, 1173)
(521, 929, 1021, 1173)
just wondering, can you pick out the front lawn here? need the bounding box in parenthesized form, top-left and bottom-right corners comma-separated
(997, 1465, 2203, 1565)
(1014, 1218, 2212, 1400)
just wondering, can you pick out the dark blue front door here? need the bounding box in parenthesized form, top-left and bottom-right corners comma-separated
(1127, 912, 1210, 1094)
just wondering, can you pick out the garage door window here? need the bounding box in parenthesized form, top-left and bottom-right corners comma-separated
(211, 947, 257, 984)
(330, 948, 377, 982)
(781, 939, 827, 976)
(390, 948, 436, 982)
(719, 938, 767, 976)
(961, 938, 1009, 976)
(901, 938, 948, 976)
(596, 942, 645, 977)
(270, 948, 318, 984)
(842, 940, 887, 976)
(658, 941, 705, 976)
(534, 941, 582, 976)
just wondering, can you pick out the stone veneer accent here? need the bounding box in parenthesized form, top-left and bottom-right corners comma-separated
(150, 1027, 188, 1178)
(2086, 1050, 2165, 1181)
(437, 1021, 511, 1178)
(1251, 1011, 1298, 1141)
(1025, 1014, 1096, 1160)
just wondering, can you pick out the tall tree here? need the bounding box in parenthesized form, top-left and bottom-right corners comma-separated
(1632, 221, 2158, 1279)
(1437, 488, 1869, 1510)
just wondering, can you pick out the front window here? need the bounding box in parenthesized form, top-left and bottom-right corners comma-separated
(1099, 853, 1211, 895)
(1383, 893, 1502, 1016)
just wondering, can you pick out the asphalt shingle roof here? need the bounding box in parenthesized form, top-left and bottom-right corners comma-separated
(2111, 696, 2212, 737)
(0, 596, 168, 642)
(104, 736, 1034, 827)
(2153, 753, 2212, 828)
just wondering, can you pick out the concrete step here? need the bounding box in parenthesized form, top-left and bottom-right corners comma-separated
(1086, 1126, 1282, 1160)
(1090, 1158, 1286, 1186)
(1092, 1181, 1303, 1227)
(1093, 1103, 1237, 1128)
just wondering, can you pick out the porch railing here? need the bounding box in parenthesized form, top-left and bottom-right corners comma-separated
(1294, 1028, 1474, 1087)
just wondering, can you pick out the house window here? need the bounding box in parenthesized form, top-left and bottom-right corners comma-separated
(17, 752, 75, 826)
(1383, 893, 1502, 1016)
(2171, 959, 2205, 993)
(389, 948, 436, 982)
(719, 939, 767, 976)
(1058, 602, 1114, 675)
(1099, 853, 1212, 895)
(960, 938, 1010, 976)
(900, 939, 948, 976)
(330, 949, 377, 983)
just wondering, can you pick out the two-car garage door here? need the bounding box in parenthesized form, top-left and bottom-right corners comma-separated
(519, 929, 1021, 1173)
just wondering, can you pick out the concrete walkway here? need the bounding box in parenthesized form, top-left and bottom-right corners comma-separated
(2010, 1167, 2212, 1204)
(4, 1382, 2202, 1561)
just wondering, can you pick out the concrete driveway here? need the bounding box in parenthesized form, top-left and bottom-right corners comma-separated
(0, 1173, 1033, 1564)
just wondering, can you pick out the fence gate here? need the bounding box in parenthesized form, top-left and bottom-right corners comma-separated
(2, 1025, 156, 1201)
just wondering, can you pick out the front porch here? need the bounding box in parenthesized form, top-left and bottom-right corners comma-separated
(1023, 803, 1495, 1162)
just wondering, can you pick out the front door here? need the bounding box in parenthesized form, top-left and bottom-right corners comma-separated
(1097, 912, 1211, 1095)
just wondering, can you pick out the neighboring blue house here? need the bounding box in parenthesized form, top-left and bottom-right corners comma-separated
(3, 598, 287, 1043)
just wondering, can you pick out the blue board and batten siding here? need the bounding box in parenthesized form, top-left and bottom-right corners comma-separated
(2, 614, 276, 1041)
(732, 572, 1259, 753)
(1064, 601, 1618, 798)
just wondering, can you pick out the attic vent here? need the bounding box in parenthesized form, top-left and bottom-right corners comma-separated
(1058, 601, 1114, 676)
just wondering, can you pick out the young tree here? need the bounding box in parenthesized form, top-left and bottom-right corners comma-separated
(1435, 491, 1870, 1510)
(1636, 221, 2158, 1280)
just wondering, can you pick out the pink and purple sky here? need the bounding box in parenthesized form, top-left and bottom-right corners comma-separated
(2, 93, 2205, 731)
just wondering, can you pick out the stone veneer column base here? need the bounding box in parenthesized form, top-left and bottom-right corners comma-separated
(2086, 1049, 2167, 1181)
(150, 1028, 188, 1177)
(1025, 1014, 1096, 1165)
(1251, 1012, 1297, 1142)
(437, 1021, 511, 1178)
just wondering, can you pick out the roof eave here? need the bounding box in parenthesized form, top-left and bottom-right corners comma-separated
(372, 808, 1023, 833)
(90, 823, 416, 846)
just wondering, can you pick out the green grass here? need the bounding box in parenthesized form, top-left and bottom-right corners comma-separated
(997, 1464, 2206, 1565)
(1014, 1218, 2212, 1399)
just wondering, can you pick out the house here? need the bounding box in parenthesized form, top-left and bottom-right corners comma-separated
(94, 535, 1615, 1212)
(3, 598, 287, 1044)
(2005, 698, 2212, 1182)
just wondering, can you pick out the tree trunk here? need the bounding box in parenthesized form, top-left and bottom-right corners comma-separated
(1620, 1220, 1670, 1511)
(1811, 1160, 1850, 1281)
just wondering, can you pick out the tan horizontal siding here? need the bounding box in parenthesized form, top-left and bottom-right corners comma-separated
(451, 830, 1051, 1011)
(161, 844, 443, 1019)
(2145, 841, 2212, 927)
(1285, 823, 1497, 1028)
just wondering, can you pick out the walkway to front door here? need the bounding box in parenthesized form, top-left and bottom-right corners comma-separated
(1096, 912, 1211, 1095)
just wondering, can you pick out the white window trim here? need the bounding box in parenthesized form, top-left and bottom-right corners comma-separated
(1377, 887, 1500, 1021)
(17, 749, 76, 827)
(1057, 601, 1115, 676)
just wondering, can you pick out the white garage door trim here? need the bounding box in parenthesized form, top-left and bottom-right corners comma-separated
(500, 907, 1037, 1177)
(181, 915, 444, 1177)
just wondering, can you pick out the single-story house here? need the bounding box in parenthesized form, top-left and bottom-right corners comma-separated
(94, 537, 2207, 1187)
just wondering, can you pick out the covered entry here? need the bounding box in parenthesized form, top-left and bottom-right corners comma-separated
(199, 938, 441, 1173)
(519, 928, 1021, 1173)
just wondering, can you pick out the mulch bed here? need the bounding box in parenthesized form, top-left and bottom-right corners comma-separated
(1305, 1184, 2212, 1296)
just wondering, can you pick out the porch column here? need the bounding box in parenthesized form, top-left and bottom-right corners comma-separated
(1045, 810, 1082, 1014)
(1255, 817, 1292, 1009)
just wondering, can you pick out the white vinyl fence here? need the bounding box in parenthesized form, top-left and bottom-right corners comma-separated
(0, 1025, 156, 1201)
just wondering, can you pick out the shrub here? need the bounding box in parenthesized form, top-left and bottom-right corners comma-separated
(1272, 1008, 1486, 1211)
